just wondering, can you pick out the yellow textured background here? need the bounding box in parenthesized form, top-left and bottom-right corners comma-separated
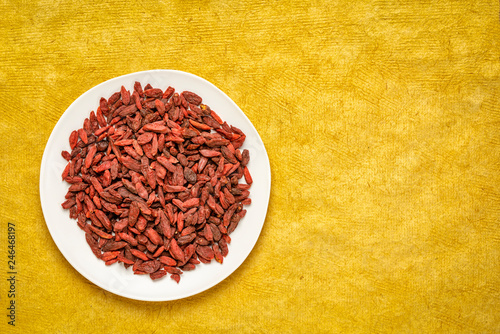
(1, 0, 500, 332)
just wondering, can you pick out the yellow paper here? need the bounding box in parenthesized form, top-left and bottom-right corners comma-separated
(0, 0, 499, 332)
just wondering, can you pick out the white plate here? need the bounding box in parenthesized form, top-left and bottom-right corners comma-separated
(39, 70, 271, 301)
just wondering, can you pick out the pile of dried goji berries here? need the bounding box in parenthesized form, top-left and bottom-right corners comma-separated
(60, 82, 252, 283)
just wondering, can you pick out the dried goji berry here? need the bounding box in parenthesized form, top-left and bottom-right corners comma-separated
(61, 83, 252, 282)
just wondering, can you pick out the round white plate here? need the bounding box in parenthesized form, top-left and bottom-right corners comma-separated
(39, 70, 271, 301)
